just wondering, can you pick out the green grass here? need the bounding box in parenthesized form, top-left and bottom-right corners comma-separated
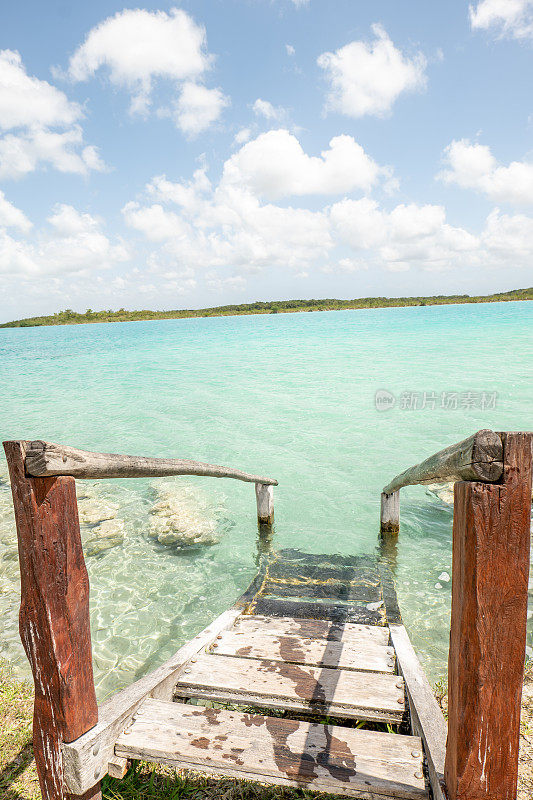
(1, 287, 532, 328)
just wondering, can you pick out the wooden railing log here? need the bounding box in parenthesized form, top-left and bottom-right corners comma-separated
(444, 431, 532, 800)
(382, 429, 503, 495)
(3, 441, 100, 800)
(24, 441, 277, 485)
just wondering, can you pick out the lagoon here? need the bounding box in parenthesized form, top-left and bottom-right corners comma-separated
(0, 300, 531, 699)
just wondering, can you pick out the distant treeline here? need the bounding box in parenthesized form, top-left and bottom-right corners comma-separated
(1, 287, 532, 328)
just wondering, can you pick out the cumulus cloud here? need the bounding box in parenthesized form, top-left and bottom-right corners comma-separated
(120, 135, 533, 286)
(0, 192, 32, 232)
(318, 24, 427, 118)
(172, 83, 229, 137)
(469, 0, 533, 39)
(67, 7, 227, 133)
(0, 204, 128, 277)
(439, 139, 533, 204)
(253, 98, 286, 122)
(221, 129, 388, 199)
(330, 198, 478, 271)
(0, 50, 105, 179)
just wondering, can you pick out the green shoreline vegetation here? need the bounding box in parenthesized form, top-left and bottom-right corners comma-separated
(1, 287, 531, 328)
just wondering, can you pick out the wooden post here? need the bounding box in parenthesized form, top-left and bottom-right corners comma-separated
(3, 441, 101, 800)
(380, 490, 399, 534)
(255, 482, 274, 527)
(255, 483, 274, 558)
(444, 432, 532, 800)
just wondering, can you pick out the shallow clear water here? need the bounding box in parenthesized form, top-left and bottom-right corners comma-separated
(0, 301, 531, 699)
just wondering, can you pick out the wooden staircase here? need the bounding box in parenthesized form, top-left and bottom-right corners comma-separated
(109, 550, 429, 799)
(10, 432, 529, 800)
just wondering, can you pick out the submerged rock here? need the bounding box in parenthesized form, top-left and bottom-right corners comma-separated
(84, 517, 125, 557)
(148, 481, 221, 547)
(426, 482, 454, 506)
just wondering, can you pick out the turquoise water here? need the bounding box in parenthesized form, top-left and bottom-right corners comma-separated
(0, 301, 531, 699)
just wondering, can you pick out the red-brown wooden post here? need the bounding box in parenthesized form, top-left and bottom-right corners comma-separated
(445, 431, 532, 800)
(3, 441, 101, 800)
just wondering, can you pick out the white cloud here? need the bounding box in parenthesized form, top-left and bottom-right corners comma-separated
(318, 24, 427, 118)
(0, 192, 32, 232)
(0, 50, 80, 130)
(0, 50, 105, 179)
(0, 204, 128, 277)
(253, 98, 286, 122)
(234, 128, 252, 145)
(120, 139, 533, 289)
(122, 202, 188, 241)
(0, 126, 106, 180)
(481, 207, 533, 264)
(172, 83, 228, 137)
(290, 0, 310, 7)
(470, 0, 533, 39)
(286, 44, 296, 56)
(221, 129, 387, 199)
(67, 7, 226, 133)
(330, 198, 479, 271)
(439, 139, 533, 204)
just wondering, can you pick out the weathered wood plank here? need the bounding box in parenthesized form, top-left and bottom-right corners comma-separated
(3, 441, 100, 800)
(382, 430, 503, 494)
(213, 628, 395, 673)
(174, 654, 406, 723)
(233, 615, 390, 645)
(444, 432, 532, 800)
(116, 699, 427, 799)
(62, 607, 242, 795)
(389, 625, 447, 800)
(25, 440, 277, 485)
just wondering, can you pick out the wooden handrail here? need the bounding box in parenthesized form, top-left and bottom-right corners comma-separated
(380, 430, 533, 800)
(24, 440, 278, 485)
(380, 429, 503, 533)
(382, 429, 503, 495)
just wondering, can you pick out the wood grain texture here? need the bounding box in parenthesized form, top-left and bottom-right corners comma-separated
(213, 627, 396, 673)
(232, 615, 390, 645)
(115, 699, 427, 799)
(3, 441, 100, 800)
(174, 653, 406, 723)
(25, 440, 277, 484)
(444, 432, 532, 800)
(389, 625, 447, 800)
(382, 430, 502, 494)
(62, 607, 242, 795)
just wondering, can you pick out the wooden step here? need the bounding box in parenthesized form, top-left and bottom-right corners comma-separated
(234, 614, 390, 645)
(115, 698, 427, 799)
(174, 654, 406, 723)
(250, 597, 387, 625)
(212, 627, 396, 673)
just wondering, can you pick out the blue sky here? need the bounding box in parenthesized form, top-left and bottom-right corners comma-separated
(0, 0, 532, 320)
